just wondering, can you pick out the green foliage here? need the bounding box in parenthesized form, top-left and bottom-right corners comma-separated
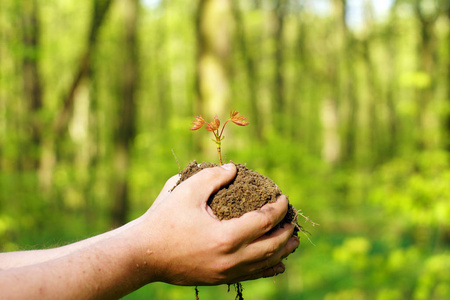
(370, 151, 450, 227)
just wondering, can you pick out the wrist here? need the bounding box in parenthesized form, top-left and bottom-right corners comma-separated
(122, 216, 162, 285)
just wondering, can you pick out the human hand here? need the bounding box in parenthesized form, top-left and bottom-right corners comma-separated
(133, 163, 300, 286)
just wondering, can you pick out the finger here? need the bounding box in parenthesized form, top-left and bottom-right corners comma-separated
(232, 262, 286, 283)
(246, 236, 299, 274)
(281, 236, 300, 259)
(223, 195, 289, 244)
(176, 163, 237, 206)
(240, 223, 296, 265)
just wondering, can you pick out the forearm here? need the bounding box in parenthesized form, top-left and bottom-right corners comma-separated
(0, 221, 153, 299)
(0, 219, 139, 270)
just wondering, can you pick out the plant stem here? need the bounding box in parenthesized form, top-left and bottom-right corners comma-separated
(216, 138, 223, 165)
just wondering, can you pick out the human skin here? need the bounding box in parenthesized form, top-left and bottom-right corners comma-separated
(0, 164, 299, 299)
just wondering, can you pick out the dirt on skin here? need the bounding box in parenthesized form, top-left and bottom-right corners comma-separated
(175, 161, 301, 235)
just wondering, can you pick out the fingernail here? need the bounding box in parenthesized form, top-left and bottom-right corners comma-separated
(221, 163, 233, 170)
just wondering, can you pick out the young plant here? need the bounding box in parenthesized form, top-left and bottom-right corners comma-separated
(190, 110, 249, 165)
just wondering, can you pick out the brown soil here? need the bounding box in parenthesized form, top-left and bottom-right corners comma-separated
(174, 161, 301, 235)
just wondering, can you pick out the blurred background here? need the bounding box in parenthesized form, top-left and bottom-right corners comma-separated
(0, 0, 449, 299)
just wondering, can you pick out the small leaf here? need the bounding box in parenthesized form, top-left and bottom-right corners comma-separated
(230, 110, 239, 119)
(190, 116, 206, 130)
(206, 115, 220, 131)
(230, 110, 249, 126)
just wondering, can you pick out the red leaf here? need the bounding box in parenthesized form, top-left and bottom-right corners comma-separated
(229, 110, 249, 126)
(190, 116, 206, 130)
(206, 115, 220, 131)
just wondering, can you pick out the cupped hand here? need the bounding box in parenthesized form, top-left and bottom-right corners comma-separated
(134, 163, 299, 286)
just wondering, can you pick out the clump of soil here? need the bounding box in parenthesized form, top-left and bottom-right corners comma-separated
(175, 161, 302, 236)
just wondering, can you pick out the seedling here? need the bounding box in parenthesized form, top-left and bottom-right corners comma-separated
(186, 110, 316, 300)
(190, 110, 249, 165)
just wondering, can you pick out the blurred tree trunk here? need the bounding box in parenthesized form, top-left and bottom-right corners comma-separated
(21, 0, 42, 169)
(231, 0, 262, 141)
(385, 1, 399, 158)
(39, 0, 114, 191)
(0, 2, 25, 171)
(445, 1, 450, 152)
(84, 66, 100, 227)
(362, 0, 381, 166)
(322, 98, 340, 165)
(54, 0, 114, 137)
(111, 0, 139, 228)
(195, 0, 232, 154)
(272, 0, 287, 134)
(194, 0, 205, 118)
(292, 3, 306, 142)
(413, 0, 438, 150)
(155, 0, 171, 130)
(322, 0, 345, 165)
(194, 0, 205, 154)
(339, 0, 358, 163)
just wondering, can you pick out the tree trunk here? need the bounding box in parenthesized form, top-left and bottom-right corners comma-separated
(111, 0, 139, 227)
(362, 0, 381, 166)
(195, 0, 232, 156)
(54, 0, 114, 137)
(339, 0, 358, 163)
(39, 0, 114, 191)
(445, 1, 450, 152)
(21, 0, 43, 169)
(273, 0, 287, 134)
(386, 1, 399, 157)
(322, 98, 340, 164)
(231, 0, 262, 141)
(292, 3, 306, 142)
(321, 0, 345, 165)
(413, 0, 438, 150)
(155, 0, 171, 130)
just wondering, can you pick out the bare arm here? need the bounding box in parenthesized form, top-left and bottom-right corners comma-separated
(0, 175, 179, 271)
(0, 222, 134, 271)
(1, 228, 146, 299)
(0, 164, 299, 299)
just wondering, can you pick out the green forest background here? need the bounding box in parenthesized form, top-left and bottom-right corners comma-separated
(1, 0, 449, 299)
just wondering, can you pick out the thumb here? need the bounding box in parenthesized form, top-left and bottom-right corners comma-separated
(179, 163, 237, 205)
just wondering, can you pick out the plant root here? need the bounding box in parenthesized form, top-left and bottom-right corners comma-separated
(227, 282, 244, 300)
(291, 207, 319, 246)
(195, 286, 199, 300)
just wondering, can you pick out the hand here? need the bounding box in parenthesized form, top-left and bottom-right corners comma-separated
(134, 163, 300, 286)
